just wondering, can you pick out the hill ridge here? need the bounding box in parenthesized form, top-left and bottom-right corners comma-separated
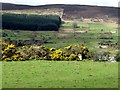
(0, 2, 119, 21)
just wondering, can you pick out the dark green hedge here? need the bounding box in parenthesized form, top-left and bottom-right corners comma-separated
(2, 13, 61, 31)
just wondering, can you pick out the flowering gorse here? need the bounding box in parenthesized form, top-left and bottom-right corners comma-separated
(1, 41, 23, 61)
(50, 49, 63, 60)
(1, 41, 91, 61)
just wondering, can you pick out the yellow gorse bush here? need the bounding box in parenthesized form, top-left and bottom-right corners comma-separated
(64, 45, 72, 50)
(50, 49, 63, 60)
(50, 48, 56, 51)
(1, 41, 91, 61)
(69, 54, 78, 60)
(1, 41, 24, 61)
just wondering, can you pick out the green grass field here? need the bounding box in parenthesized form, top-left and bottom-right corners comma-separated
(1, 10, 119, 89)
(2, 61, 118, 88)
(2, 22, 118, 55)
(0, 62, 2, 89)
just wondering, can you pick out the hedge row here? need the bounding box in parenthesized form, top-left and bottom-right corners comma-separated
(1, 41, 91, 61)
(2, 41, 119, 62)
(2, 13, 61, 31)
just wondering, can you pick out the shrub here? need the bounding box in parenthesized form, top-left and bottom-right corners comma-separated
(92, 51, 111, 62)
(63, 45, 90, 60)
(68, 54, 78, 61)
(115, 51, 120, 62)
(1, 41, 91, 61)
(18, 46, 50, 60)
(50, 49, 63, 60)
(1, 41, 24, 61)
(2, 13, 61, 31)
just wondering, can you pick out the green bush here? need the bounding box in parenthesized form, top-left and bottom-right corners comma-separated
(115, 51, 120, 62)
(18, 46, 50, 60)
(63, 45, 90, 60)
(2, 13, 61, 31)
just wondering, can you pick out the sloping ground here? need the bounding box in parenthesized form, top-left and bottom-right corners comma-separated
(1, 2, 32, 10)
(1, 3, 119, 21)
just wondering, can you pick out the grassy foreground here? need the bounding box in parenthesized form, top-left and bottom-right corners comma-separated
(2, 61, 118, 88)
(0, 62, 2, 89)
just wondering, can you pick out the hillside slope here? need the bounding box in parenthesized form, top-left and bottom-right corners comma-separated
(1, 3, 119, 20)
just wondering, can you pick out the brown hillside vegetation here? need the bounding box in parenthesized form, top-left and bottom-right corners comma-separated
(1, 2, 119, 21)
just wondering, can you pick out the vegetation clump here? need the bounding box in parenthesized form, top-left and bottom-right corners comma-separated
(1, 41, 92, 61)
(1, 41, 23, 61)
(1, 41, 118, 62)
(115, 51, 120, 62)
(2, 13, 61, 31)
